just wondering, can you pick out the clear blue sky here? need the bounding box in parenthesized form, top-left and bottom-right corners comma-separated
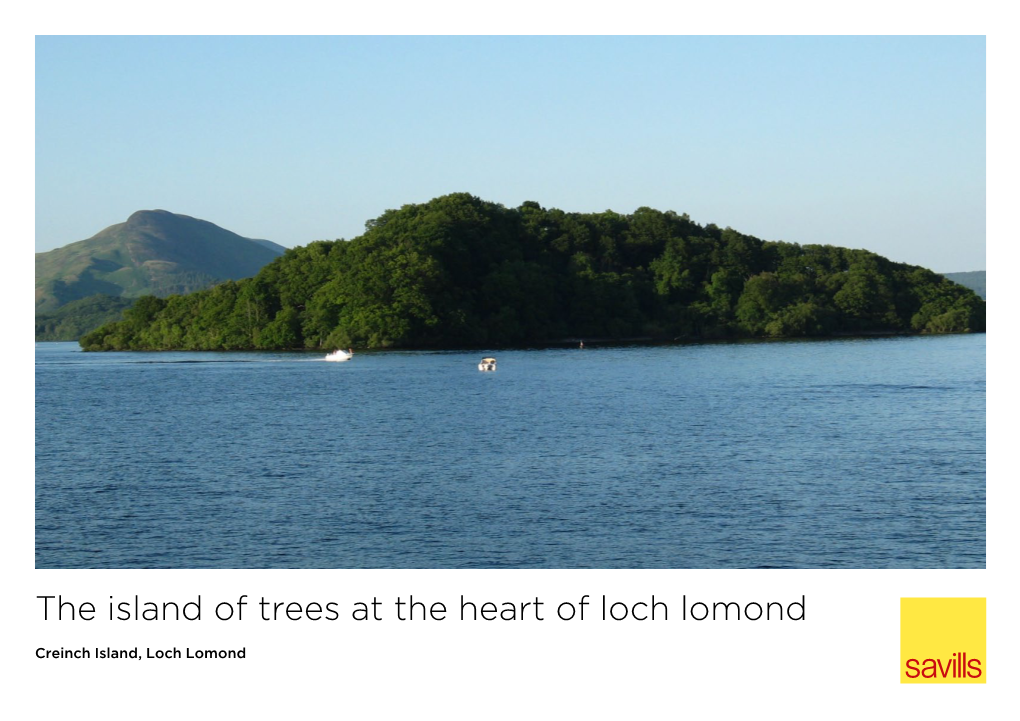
(36, 36, 985, 271)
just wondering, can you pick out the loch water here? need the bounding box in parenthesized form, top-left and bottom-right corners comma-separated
(35, 335, 985, 568)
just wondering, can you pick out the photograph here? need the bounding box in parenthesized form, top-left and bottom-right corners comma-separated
(35, 35, 985, 570)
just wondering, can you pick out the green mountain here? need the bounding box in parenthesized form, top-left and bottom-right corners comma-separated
(36, 210, 285, 339)
(36, 210, 284, 313)
(942, 271, 985, 299)
(79, 193, 986, 352)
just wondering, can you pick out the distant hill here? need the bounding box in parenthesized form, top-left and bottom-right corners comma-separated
(943, 271, 985, 299)
(249, 238, 288, 254)
(36, 210, 284, 313)
(36, 210, 285, 339)
(35, 294, 135, 341)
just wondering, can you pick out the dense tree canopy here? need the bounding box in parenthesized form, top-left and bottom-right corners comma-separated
(80, 193, 985, 351)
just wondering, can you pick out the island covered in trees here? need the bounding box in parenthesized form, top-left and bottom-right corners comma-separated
(80, 193, 985, 351)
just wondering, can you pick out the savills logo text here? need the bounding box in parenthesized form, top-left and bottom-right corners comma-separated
(904, 651, 982, 680)
(900, 598, 986, 684)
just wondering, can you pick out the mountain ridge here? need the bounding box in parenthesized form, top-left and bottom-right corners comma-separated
(36, 209, 285, 313)
(35, 210, 285, 340)
(942, 271, 985, 299)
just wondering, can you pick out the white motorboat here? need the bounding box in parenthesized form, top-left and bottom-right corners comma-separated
(325, 348, 352, 362)
(478, 357, 496, 371)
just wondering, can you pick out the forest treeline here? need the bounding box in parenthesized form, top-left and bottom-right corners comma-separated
(80, 193, 985, 351)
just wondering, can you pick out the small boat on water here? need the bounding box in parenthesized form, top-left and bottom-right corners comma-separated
(325, 348, 353, 362)
(478, 357, 496, 372)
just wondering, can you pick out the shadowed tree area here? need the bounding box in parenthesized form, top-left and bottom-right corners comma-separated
(80, 193, 986, 351)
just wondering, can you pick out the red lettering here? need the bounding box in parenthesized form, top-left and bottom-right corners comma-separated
(907, 654, 983, 680)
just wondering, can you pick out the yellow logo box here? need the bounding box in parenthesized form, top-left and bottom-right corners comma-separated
(900, 597, 986, 684)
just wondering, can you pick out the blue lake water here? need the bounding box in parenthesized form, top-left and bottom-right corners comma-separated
(35, 335, 985, 568)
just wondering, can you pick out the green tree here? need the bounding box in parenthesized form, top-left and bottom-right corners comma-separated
(79, 193, 986, 351)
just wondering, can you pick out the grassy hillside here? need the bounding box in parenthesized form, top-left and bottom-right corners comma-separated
(36, 210, 284, 314)
(943, 271, 985, 299)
